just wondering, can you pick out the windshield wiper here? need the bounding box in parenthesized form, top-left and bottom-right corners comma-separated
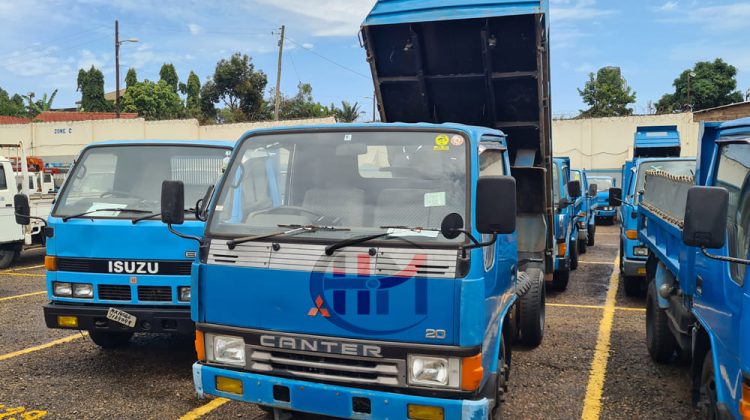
(227, 224, 350, 250)
(131, 208, 196, 225)
(62, 208, 152, 222)
(324, 226, 435, 256)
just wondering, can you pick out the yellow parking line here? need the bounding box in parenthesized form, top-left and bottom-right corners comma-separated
(547, 303, 645, 312)
(581, 256, 620, 419)
(0, 272, 45, 278)
(0, 291, 46, 302)
(0, 333, 87, 362)
(578, 261, 615, 266)
(178, 398, 230, 420)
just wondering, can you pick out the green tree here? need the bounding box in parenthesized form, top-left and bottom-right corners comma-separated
(655, 59, 744, 113)
(23, 90, 58, 117)
(125, 68, 138, 88)
(159, 63, 179, 93)
(271, 83, 334, 120)
(335, 101, 363, 122)
(121, 80, 183, 120)
(183, 71, 201, 119)
(77, 66, 112, 112)
(201, 53, 268, 122)
(578, 67, 636, 118)
(0, 88, 27, 117)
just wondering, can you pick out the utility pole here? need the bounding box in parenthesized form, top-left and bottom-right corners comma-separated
(273, 25, 285, 121)
(115, 20, 120, 118)
(686, 71, 696, 112)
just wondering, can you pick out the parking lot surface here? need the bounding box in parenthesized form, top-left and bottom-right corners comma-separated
(0, 225, 697, 419)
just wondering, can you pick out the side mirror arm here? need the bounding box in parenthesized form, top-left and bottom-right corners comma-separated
(700, 247, 750, 265)
(15, 213, 47, 227)
(459, 234, 497, 258)
(167, 224, 203, 245)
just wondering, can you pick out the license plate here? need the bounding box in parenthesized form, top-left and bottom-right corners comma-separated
(638, 268, 647, 276)
(106, 308, 137, 328)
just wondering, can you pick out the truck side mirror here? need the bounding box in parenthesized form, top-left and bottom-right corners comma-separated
(14, 194, 30, 226)
(683, 186, 728, 249)
(609, 188, 622, 207)
(588, 184, 598, 197)
(476, 176, 516, 234)
(567, 180, 581, 198)
(161, 180, 185, 226)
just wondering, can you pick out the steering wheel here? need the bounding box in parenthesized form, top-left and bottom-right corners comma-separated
(100, 190, 135, 199)
(250, 206, 338, 224)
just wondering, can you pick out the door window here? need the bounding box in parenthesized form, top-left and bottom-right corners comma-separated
(479, 143, 505, 270)
(716, 143, 750, 285)
(0, 165, 6, 190)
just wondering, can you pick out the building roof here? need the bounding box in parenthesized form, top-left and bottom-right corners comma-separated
(34, 111, 139, 122)
(0, 115, 31, 124)
(694, 101, 750, 114)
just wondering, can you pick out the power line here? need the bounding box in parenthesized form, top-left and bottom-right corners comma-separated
(284, 37, 369, 79)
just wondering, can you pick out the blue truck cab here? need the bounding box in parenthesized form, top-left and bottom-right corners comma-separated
(551, 158, 582, 291)
(587, 175, 617, 223)
(619, 126, 692, 296)
(571, 168, 597, 251)
(635, 117, 750, 418)
(40, 140, 233, 348)
(162, 1, 556, 418)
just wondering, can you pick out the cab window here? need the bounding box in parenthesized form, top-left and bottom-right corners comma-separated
(0, 165, 7, 190)
(716, 143, 750, 285)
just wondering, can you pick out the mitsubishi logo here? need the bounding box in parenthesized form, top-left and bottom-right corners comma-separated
(308, 295, 330, 318)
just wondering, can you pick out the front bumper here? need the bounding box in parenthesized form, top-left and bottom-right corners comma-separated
(595, 209, 617, 218)
(43, 302, 193, 333)
(623, 257, 647, 278)
(194, 363, 489, 419)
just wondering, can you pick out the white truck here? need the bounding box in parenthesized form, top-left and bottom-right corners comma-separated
(0, 143, 54, 268)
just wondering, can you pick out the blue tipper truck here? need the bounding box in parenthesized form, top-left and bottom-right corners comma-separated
(633, 117, 750, 418)
(159, 1, 555, 418)
(619, 125, 693, 296)
(17, 140, 234, 348)
(550, 157, 583, 290)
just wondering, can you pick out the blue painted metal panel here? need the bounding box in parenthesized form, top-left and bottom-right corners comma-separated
(363, 0, 548, 26)
(634, 125, 680, 151)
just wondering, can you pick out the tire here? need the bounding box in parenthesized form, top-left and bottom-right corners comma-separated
(619, 241, 625, 274)
(697, 351, 719, 419)
(578, 237, 587, 255)
(569, 238, 579, 271)
(519, 271, 545, 347)
(624, 275, 642, 297)
(552, 268, 570, 291)
(490, 338, 509, 420)
(0, 247, 19, 269)
(89, 331, 133, 349)
(587, 224, 596, 247)
(646, 281, 675, 363)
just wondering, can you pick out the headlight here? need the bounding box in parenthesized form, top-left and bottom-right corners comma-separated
(178, 286, 191, 302)
(53, 282, 72, 297)
(206, 334, 245, 367)
(633, 247, 649, 257)
(407, 355, 460, 388)
(72, 283, 93, 298)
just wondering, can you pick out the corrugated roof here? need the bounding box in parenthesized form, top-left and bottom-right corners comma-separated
(0, 116, 31, 124)
(34, 112, 139, 122)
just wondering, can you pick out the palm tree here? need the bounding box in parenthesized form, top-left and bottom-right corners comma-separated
(335, 101, 362, 123)
(23, 90, 58, 117)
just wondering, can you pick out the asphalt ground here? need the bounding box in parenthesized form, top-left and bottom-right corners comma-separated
(0, 225, 698, 419)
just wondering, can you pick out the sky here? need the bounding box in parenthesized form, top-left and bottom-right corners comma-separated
(0, 0, 748, 120)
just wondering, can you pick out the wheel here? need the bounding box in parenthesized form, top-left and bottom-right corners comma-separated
(619, 241, 625, 273)
(587, 224, 596, 246)
(552, 268, 570, 291)
(624, 275, 642, 296)
(490, 338, 509, 419)
(578, 237, 587, 255)
(569, 238, 579, 271)
(646, 281, 675, 363)
(89, 331, 133, 349)
(519, 270, 545, 347)
(0, 248, 17, 269)
(697, 351, 719, 419)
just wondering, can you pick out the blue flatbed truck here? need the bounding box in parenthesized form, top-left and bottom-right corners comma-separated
(551, 158, 583, 290)
(15, 140, 233, 348)
(571, 168, 597, 252)
(619, 125, 693, 296)
(634, 117, 750, 418)
(161, 1, 555, 418)
(587, 175, 616, 224)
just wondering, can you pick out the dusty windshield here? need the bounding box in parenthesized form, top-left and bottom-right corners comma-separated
(589, 177, 613, 192)
(208, 130, 469, 243)
(634, 159, 695, 203)
(53, 145, 230, 219)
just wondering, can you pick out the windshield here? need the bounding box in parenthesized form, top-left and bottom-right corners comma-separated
(552, 162, 560, 203)
(208, 130, 469, 243)
(634, 159, 695, 203)
(53, 145, 230, 219)
(589, 177, 613, 192)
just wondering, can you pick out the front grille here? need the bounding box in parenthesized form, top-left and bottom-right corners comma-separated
(247, 346, 404, 387)
(57, 258, 91, 272)
(137, 286, 172, 302)
(98, 285, 131, 301)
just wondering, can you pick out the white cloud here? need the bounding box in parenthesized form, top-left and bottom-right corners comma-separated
(251, 0, 376, 36)
(77, 49, 107, 72)
(188, 23, 202, 35)
(302, 43, 314, 50)
(657, 3, 750, 32)
(656, 1, 679, 12)
(550, 0, 616, 49)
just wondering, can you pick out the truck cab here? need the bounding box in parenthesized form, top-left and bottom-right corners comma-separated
(551, 157, 581, 290)
(619, 125, 690, 296)
(571, 169, 597, 252)
(587, 175, 616, 224)
(39, 140, 233, 348)
(636, 117, 750, 418)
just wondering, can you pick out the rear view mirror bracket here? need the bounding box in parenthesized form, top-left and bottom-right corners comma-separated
(700, 247, 750, 265)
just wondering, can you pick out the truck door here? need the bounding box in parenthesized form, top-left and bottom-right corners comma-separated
(0, 162, 19, 243)
(479, 141, 510, 298)
(694, 142, 750, 396)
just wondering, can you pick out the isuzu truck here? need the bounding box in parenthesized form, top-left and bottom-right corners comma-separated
(163, 1, 555, 418)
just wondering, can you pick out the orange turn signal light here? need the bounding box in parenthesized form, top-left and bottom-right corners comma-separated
(740, 380, 750, 419)
(195, 330, 206, 361)
(461, 353, 484, 391)
(558, 243, 567, 257)
(45, 256, 57, 271)
(626, 230, 638, 240)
